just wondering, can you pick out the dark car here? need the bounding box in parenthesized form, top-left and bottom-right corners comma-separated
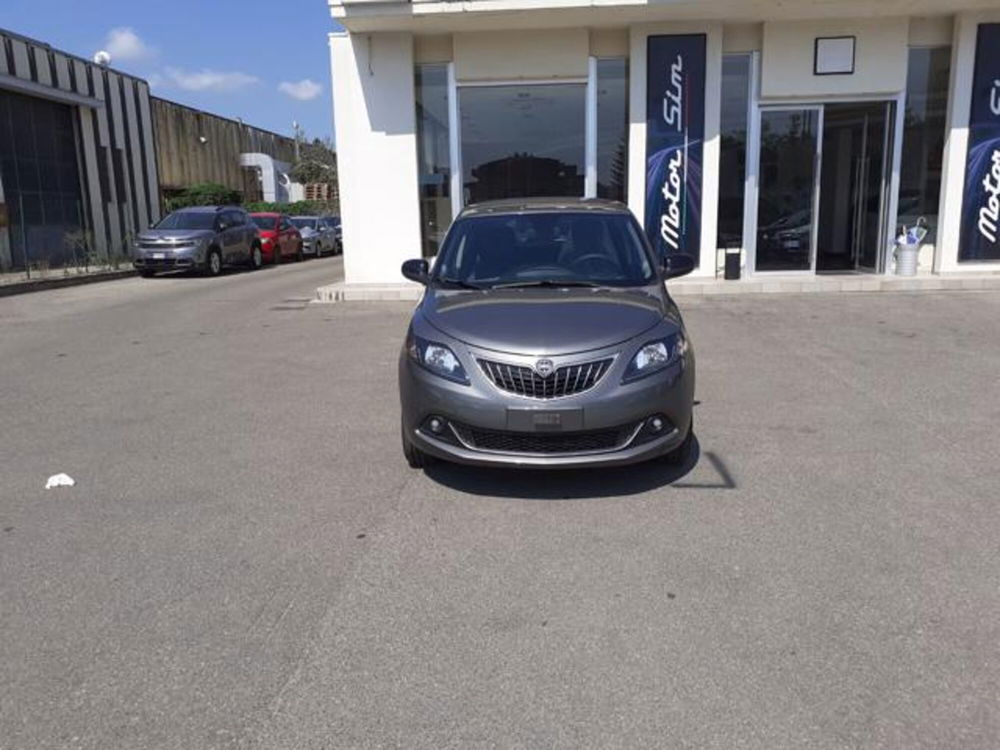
(134, 206, 262, 277)
(398, 198, 696, 469)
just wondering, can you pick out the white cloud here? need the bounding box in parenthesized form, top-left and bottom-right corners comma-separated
(162, 67, 259, 93)
(278, 79, 323, 101)
(104, 27, 155, 61)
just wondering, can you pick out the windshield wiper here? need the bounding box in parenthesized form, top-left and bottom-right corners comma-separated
(435, 277, 483, 290)
(491, 279, 602, 289)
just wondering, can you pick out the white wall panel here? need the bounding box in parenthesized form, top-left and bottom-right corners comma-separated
(331, 31, 422, 284)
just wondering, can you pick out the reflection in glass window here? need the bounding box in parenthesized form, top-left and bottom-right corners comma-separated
(460, 83, 586, 205)
(717, 54, 751, 250)
(596, 59, 629, 203)
(899, 47, 950, 246)
(415, 64, 452, 258)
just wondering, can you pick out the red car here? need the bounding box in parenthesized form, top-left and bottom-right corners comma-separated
(250, 212, 303, 263)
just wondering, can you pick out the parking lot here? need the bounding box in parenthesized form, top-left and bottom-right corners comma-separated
(2, 261, 1000, 748)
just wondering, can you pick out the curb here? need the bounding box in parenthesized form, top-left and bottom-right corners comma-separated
(0, 269, 138, 298)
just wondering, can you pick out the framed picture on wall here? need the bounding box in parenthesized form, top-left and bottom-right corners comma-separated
(814, 36, 856, 75)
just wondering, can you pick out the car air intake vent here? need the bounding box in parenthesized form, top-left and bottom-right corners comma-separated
(477, 358, 613, 399)
(454, 424, 634, 455)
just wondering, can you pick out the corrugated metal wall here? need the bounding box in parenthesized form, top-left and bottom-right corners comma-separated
(151, 98, 297, 195)
(0, 28, 161, 260)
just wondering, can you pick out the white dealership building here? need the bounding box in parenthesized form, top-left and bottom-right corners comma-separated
(326, 0, 1000, 288)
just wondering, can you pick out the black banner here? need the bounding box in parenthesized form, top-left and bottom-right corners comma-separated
(959, 23, 1000, 262)
(645, 34, 706, 263)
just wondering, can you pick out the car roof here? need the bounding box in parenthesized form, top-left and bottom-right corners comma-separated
(173, 205, 238, 213)
(291, 215, 320, 219)
(250, 211, 280, 217)
(458, 197, 630, 218)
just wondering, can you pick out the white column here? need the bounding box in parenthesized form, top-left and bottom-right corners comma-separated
(330, 31, 422, 285)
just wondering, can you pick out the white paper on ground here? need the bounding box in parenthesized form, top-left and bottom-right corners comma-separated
(45, 473, 76, 489)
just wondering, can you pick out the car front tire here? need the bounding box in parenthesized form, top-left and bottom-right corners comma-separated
(206, 248, 223, 277)
(250, 244, 263, 270)
(662, 418, 694, 465)
(402, 422, 435, 469)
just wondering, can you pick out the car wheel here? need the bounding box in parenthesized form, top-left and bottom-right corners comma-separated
(206, 248, 223, 277)
(296, 243, 304, 262)
(139, 269, 156, 278)
(250, 244, 263, 270)
(402, 422, 435, 469)
(663, 418, 694, 465)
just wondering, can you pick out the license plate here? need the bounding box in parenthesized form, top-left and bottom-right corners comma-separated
(151, 252, 166, 259)
(506, 408, 583, 432)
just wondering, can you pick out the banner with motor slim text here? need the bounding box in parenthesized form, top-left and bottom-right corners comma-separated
(959, 22, 1000, 262)
(645, 34, 706, 264)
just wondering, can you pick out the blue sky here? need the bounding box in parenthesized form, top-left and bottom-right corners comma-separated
(2, 0, 340, 142)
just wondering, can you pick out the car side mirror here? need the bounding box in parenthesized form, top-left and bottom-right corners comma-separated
(401, 258, 430, 285)
(661, 253, 696, 280)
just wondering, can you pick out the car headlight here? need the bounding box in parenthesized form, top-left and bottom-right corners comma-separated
(407, 332, 469, 384)
(623, 332, 687, 382)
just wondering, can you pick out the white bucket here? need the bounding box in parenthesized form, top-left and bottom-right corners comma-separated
(895, 243, 919, 276)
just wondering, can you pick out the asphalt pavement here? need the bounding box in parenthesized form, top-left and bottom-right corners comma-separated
(2, 261, 1000, 749)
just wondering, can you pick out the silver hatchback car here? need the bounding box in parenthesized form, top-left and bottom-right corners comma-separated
(398, 198, 696, 470)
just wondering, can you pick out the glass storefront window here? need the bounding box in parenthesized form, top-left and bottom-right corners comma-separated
(898, 47, 950, 246)
(460, 83, 586, 205)
(717, 54, 751, 250)
(415, 64, 452, 258)
(596, 58, 628, 202)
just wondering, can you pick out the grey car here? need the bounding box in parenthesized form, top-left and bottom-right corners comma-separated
(290, 216, 337, 257)
(398, 198, 696, 470)
(134, 206, 262, 277)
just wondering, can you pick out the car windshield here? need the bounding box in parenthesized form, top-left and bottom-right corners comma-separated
(433, 212, 656, 289)
(291, 218, 317, 230)
(154, 211, 216, 231)
(251, 216, 276, 229)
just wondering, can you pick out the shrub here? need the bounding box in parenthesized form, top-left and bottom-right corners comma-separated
(244, 200, 338, 216)
(165, 183, 242, 212)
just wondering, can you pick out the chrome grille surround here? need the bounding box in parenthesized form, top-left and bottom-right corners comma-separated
(477, 356, 615, 400)
(450, 421, 643, 456)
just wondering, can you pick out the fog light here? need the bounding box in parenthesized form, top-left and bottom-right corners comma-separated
(648, 416, 665, 433)
(428, 417, 445, 434)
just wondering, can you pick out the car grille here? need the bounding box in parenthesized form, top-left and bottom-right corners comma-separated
(139, 241, 187, 250)
(477, 357, 614, 399)
(453, 423, 636, 455)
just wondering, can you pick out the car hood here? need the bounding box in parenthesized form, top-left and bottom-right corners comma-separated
(299, 227, 317, 237)
(138, 229, 213, 243)
(421, 286, 667, 355)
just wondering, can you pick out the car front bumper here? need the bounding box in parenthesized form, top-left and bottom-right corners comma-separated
(399, 348, 694, 469)
(134, 247, 203, 271)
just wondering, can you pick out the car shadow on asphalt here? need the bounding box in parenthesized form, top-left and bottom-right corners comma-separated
(422, 436, 737, 500)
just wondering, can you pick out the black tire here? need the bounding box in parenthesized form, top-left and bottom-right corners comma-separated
(296, 242, 304, 263)
(249, 244, 263, 270)
(139, 269, 156, 278)
(206, 248, 223, 277)
(663, 417, 694, 465)
(402, 423, 434, 469)
(273, 246, 281, 265)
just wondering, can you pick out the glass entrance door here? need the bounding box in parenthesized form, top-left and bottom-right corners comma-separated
(751, 101, 896, 275)
(754, 108, 821, 272)
(816, 102, 893, 272)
